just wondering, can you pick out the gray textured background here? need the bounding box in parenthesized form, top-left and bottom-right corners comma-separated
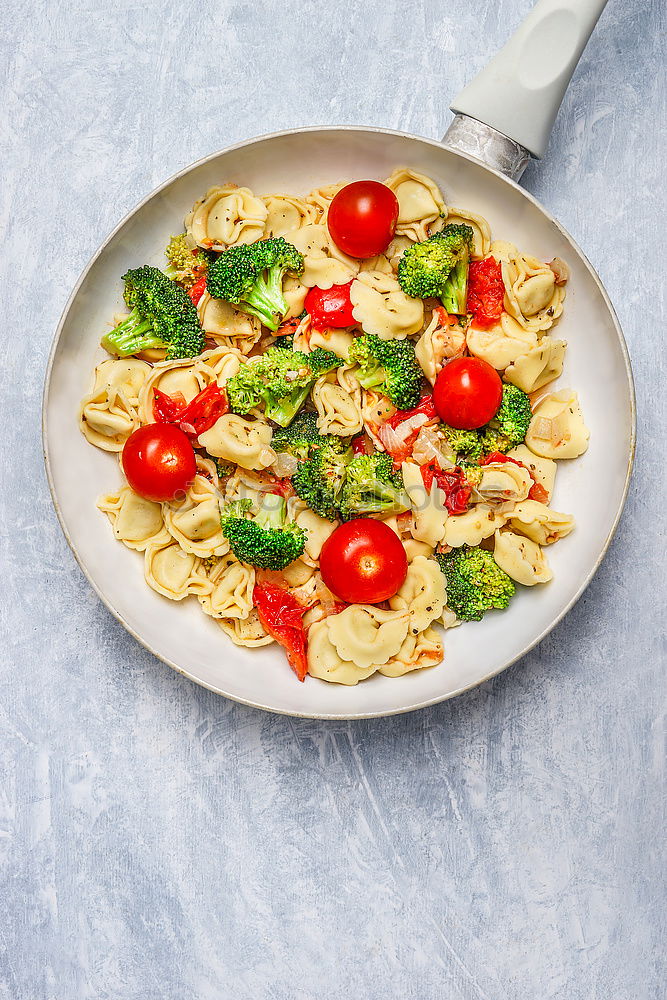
(1, 0, 665, 997)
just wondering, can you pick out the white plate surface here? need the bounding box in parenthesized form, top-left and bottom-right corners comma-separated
(43, 127, 635, 718)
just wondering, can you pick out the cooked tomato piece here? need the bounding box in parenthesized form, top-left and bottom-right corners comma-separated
(305, 281, 356, 329)
(467, 256, 504, 327)
(254, 584, 308, 681)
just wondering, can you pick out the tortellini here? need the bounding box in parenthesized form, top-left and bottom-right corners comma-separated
(295, 507, 337, 562)
(474, 461, 533, 503)
(506, 445, 557, 501)
(262, 193, 318, 237)
(198, 554, 255, 620)
(526, 390, 590, 459)
(493, 530, 553, 586)
(350, 270, 424, 340)
(415, 310, 466, 384)
(384, 168, 446, 242)
(308, 328, 355, 358)
(286, 224, 359, 289)
(304, 183, 345, 220)
(401, 462, 447, 548)
(327, 605, 410, 669)
(163, 476, 229, 558)
(185, 184, 267, 249)
(98, 486, 170, 551)
(307, 605, 411, 684)
(312, 372, 363, 436)
(389, 556, 446, 633)
(500, 246, 566, 333)
(442, 505, 508, 548)
(378, 627, 444, 677)
(217, 610, 274, 647)
(467, 314, 538, 370)
(508, 500, 575, 546)
(504, 337, 566, 393)
(144, 541, 210, 601)
(192, 345, 246, 388)
(197, 292, 262, 354)
(307, 617, 378, 685)
(80, 359, 151, 451)
(198, 414, 276, 470)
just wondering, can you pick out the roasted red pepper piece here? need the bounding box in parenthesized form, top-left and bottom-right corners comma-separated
(254, 584, 309, 682)
(386, 392, 437, 429)
(420, 462, 472, 515)
(188, 276, 208, 306)
(467, 257, 504, 328)
(152, 384, 228, 437)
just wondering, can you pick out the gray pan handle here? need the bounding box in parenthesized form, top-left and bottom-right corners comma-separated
(443, 0, 609, 180)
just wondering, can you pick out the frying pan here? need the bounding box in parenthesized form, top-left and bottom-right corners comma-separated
(42, 0, 635, 719)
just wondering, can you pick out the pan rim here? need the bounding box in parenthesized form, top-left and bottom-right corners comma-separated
(42, 124, 636, 720)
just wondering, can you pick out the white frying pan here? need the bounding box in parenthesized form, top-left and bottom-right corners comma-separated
(43, 0, 635, 719)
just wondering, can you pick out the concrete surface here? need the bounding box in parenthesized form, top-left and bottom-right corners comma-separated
(0, 0, 664, 997)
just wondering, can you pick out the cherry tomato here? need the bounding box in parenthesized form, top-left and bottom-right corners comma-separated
(319, 518, 408, 604)
(122, 424, 196, 501)
(433, 357, 503, 430)
(305, 281, 356, 329)
(327, 181, 399, 259)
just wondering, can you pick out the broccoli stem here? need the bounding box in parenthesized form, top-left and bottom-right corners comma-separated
(440, 256, 470, 315)
(242, 268, 288, 331)
(255, 495, 287, 530)
(100, 308, 167, 356)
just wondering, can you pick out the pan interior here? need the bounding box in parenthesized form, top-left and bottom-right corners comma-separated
(43, 128, 634, 718)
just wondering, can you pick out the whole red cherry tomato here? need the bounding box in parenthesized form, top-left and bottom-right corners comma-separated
(327, 181, 399, 259)
(319, 518, 408, 604)
(433, 357, 503, 430)
(305, 281, 356, 329)
(122, 424, 196, 501)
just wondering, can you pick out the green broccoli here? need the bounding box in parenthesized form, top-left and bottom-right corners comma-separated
(220, 496, 305, 570)
(436, 545, 515, 622)
(442, 424, 484, 463)
(164, 234, 209, 289)
(338, 453, 411, 521)
(478, 427, 512, 455)
(397, 224, 474, 314)
(292, 439, 352, 521)
(100, 265, 205, 360)
(491, 383, 532, 446)
(206, 237, 304, 331)
(348, 334, 423, 410)
(225, 345, 341, 427)
(272, 412, 324, 461)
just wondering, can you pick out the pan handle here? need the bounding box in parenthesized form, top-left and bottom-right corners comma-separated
(442, 0, 608, 180)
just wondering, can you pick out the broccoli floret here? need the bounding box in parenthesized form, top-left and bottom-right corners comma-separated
(272, 412, 324, 461)
(100, 265, 205, 360)
(442, 424, 483, 463)
(225, 345, 341, 427)
(292, 439, 352, 521)
(479, 427, 512, 455)
(220, 496, 305, 570)
(397, 224, 474, 314)
(437, 545, 515, 622)
(164, 234, 208, 289)
(206, 237, 304, 331)
(338, 453, 411, 521)
(491, 383, 532, 446)
(348, 334, 423, 410)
